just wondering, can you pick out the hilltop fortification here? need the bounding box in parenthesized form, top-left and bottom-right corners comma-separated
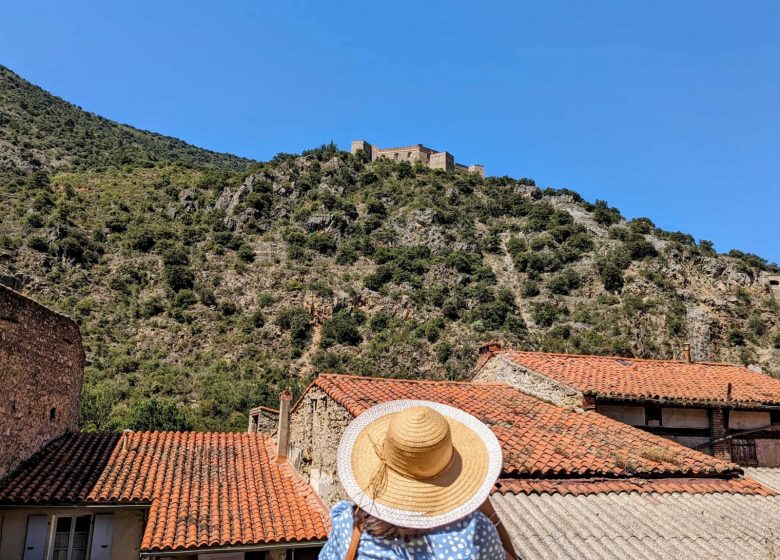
(351, 139, 485, 176)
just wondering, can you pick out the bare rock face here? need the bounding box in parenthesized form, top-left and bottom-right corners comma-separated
(225, 208, 257, 231)
(216, 176, 262, 230)
(686, 306, 714, 361)
(216, 175, 258, 213)
(305, 215, 333, 233)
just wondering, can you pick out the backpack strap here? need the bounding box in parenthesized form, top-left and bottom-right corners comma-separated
(344, 507, 365, 560)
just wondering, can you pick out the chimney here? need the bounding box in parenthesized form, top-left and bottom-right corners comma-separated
(120, 429, 133, 452)
(683, 343, 692, 364)
(276, 390, 292, 461)
(475, 341, 502, 372)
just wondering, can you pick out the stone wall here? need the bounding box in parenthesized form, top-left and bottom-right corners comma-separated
(289, 386, 353, 506)
(0, 286, 85, 480)
(473, 355, 583, 408)
(350, 139, 483, 175)
(247, 406, 279, 433)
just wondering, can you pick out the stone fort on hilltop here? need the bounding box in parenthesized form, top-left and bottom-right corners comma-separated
(351, 139, 485, 177)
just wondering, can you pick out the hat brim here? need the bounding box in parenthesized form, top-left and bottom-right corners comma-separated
(337, 400, 503, 529)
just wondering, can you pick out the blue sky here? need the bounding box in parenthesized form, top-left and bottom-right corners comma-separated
(2, 1, 778, 262)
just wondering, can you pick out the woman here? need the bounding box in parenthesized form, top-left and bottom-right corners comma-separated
(319, 400, 518, 559)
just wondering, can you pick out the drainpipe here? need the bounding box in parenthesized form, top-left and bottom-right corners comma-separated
(277, 391, 292, 461)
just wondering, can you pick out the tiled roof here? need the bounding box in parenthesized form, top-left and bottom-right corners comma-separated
(307, 374, 739, 478)
(0, 431, 328, 552)
(492, 490, 780, 559)
(494, 477, 775, 497)
(0, 432, 120, 504)
(498, 350, 780, 407)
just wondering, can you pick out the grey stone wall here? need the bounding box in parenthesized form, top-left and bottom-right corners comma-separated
(289, 386, 353, 505)
(473, 355, 582, 408)
(0, 286, 85, 480)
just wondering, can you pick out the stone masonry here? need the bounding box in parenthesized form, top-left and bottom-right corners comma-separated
(473, 353, 583, 408)
(0, 285, 85, 480)
(288, 386, 352, 506)
(351, 139, 485, 177)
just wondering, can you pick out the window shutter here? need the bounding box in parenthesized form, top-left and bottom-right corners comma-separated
(22, 515, 48, 560)
(89, 514, 114, 560)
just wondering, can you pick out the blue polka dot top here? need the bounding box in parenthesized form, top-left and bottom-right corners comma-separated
(319, 501, 505, 559)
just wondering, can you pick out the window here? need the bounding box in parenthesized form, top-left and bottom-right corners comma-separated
(51, 515, 91, 560)
(645, 405, 662, 427)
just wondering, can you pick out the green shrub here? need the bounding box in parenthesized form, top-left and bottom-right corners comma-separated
(27, 235, 48, 252)
(547, 269, 581, 295)
(237, 244, 255, 262)
(321, 310, 363, 347)
(532, 301, 567, 327)
(591, 200, 621, 226)
(623, 235, 657, 260)
(128, 399, 192, 431)
(521, 281, 540, 298)
(276, 306, 312, 348)
(172, 289, 198, 309)
(727, 329, 746, 346)
(513, 251, 561, 274)
(165, 265, 195, 292)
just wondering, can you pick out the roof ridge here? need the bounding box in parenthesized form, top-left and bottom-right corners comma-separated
(316, 372, 507, 387)
(505, 350, 753, 369)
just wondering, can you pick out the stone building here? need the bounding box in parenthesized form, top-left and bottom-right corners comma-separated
(0, 285, 85, 480)
(288, 373, 744, 506)
(0, 288, 328, 560)
(762, 272, 780, 302)
(0, 431, 328, 560)
(474, 345, 780, 467)
(286, 372, 780, 559)
(350, 139, 485, 176)
(248, 405, 280, 433)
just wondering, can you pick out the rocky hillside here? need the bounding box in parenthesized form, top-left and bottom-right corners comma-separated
(1, 68, 778, 432)
(0, 65, 250, 173)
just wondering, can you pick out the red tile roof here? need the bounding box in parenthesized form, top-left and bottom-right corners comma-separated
(0, 431, 328, 552)
(494, 477, 776, 496)
(498, 350, 780, 407)
(0, 432, 120, 504)
(306, 374, 739, 479)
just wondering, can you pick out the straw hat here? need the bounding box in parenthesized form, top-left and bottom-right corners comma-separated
(337, 400, 503, 529)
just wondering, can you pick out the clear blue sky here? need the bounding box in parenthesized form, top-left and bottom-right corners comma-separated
(2, 1, 778, 262)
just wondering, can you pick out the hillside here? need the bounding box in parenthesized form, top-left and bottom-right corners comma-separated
(0, 65, 251, 173)
(1, 69, 779, 432)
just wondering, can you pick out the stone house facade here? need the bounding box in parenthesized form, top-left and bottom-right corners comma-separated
(288, 386, 353, 506)
(350, 139, 485, 176)
(474, 346, 780, 467)
(0, 285, 85, 480)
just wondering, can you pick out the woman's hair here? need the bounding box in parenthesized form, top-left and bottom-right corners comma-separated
(355, 506, 428, 539)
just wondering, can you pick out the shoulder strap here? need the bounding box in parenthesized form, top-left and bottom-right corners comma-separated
(344, 508, 364, 560)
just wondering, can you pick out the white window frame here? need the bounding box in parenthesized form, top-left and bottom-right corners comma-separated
(46, 514, 94, 560)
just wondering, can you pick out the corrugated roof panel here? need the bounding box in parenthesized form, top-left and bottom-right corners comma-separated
(493, 492, 780, 560)
(745, 467, 780, 492)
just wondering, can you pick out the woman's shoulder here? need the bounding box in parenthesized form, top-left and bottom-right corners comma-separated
(328, 500, 355, 528)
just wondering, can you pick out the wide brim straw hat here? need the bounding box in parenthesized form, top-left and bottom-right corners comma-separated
(337, 400, 503, 529)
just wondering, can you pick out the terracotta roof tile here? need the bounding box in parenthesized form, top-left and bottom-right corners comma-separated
(0, 432, 328, 552)
(494, 477, 777, 496)
(0, 432, 120, 504)
(499, 350, 780, 407)
(309, 374, 739, 478)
